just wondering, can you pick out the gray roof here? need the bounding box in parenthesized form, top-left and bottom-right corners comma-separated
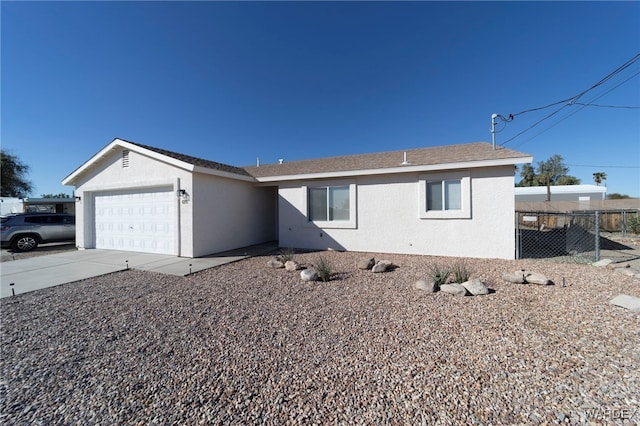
(126, 140, 252, 177)
(243, 142, 530, 178)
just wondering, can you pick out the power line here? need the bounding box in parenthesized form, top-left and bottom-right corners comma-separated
(572, 102, 640, 109)
(501, 67, 640, 148)
(567, 164, 640, 169)
(509, 53, 640, 118)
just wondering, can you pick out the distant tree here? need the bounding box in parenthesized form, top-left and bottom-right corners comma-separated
(592, 172, 607, 186)
(40, 193, 72, 198)
(1, 150, 33, 198)
(607, 193, 630, 199)
(556, 175, 581, 186)
(516, 164, 538, 187)
(516, 154, 580, 187)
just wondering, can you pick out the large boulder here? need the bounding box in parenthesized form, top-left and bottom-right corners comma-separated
(414, 279, 437, 293)
(300, 268, 318, 282)
(440, 283, 468, 296)
(372, 260, 393, 273)
(461, 279, 489, 296)
(358, 257, 376, 270)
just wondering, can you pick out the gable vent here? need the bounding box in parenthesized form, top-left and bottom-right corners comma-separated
(122, 149, 130, 168)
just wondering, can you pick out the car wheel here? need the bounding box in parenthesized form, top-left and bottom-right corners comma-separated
(11, 235, 39, 252)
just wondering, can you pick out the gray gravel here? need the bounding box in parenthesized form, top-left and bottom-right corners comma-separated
(1, 250, 639, 425)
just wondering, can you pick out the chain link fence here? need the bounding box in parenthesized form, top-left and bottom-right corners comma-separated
(516, 210, 640, 263)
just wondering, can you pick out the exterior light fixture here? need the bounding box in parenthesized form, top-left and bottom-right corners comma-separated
(178, 189, 190, 202)
(74, 196, 82, 202)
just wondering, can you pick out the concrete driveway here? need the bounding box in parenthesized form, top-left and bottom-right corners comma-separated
(1, 242, 278, 298)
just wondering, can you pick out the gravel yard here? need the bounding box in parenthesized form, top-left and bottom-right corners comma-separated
(1, 250, 639, 425)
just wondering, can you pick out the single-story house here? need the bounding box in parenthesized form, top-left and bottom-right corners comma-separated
(515, 184, 607, 203)
(0, 197, 76, 215)
(63, 138, 532, 259)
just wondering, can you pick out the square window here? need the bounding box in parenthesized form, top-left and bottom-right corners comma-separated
(308, 186, 350, 222)
(420, 174, 470, 219)
(427, 179, 461, 211)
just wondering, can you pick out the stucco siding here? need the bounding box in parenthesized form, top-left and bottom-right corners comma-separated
(71, 149, 194, 256)
(279, 166, 516, 259)
(192, 174, 277, 257)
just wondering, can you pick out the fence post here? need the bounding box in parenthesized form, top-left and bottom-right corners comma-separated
(515, 212, 520, 259)
(594, 211, 600, 262)
(622, 210, 627, 237)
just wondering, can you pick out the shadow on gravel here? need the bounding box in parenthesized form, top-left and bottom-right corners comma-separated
(1, 243, 77, 261)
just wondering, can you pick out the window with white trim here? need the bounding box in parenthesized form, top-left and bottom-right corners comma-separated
(427, 179, 461, 211)
(303, 183, 357, 229)
(419, 173, 471, 219)
(309, 185, 350, 221)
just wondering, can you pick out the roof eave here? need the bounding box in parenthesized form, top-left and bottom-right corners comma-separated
(192, 165, 256, 182)
(62, 139, 197, 186)
(253, 156, 533, 183)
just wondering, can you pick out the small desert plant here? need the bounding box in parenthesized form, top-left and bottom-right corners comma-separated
(314, 256, 333, 282)
(628, 214, 640, 235)
(428, 263, 451, 288)
(451, 259, 472, 283)
(277, 248, 296, 263)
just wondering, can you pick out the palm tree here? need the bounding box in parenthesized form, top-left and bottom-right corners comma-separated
(593, 172, 607, 186)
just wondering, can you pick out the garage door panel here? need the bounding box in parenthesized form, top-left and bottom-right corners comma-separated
(94, 187, 176, 255)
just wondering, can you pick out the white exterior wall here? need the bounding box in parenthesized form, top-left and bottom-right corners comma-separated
(278, 166, 517, 259)
(192, 174, 277, 257)
(71, 148, 194, 256)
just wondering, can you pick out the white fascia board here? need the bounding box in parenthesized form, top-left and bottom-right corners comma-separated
(192, 165, 257, 182)
(254, 156, 533, 183)
(63, 140, 121, 185)
(117, 140, 195, 171)
(63, 139, 195, 185)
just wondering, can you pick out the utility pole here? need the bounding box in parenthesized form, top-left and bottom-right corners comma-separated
(491, 113, 498, 150)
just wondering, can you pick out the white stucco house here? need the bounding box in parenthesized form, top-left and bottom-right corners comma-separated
(63, 138, 532, 259)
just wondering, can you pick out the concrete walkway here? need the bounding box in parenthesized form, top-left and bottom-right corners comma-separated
(0, 242, 278, 298)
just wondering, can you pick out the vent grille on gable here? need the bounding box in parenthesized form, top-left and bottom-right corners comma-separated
(122, 150, 130, 168)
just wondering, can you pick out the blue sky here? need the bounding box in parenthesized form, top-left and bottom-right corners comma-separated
(2, 1, 639, 197)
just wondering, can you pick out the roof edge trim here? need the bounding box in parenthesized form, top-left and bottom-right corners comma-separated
(253, 156, 533, 183)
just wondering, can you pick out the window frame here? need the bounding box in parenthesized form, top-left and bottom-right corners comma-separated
(303, 182, 357, 229)
(419, 172, 471, 219)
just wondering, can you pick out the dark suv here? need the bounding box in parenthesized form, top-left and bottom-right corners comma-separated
(1, 213, 76, 252)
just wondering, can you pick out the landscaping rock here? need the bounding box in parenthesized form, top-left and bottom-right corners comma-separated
(606, 262, 630, 270)
(462, 279, 489, 296)
(372, 260, 392, 273)
(440, 283, 468, 296)
(300, 268, 318, 282)
(503, 270, 551, 285)
(592, 259, 613, 268)
(524, 271, 553, 285)
(609, 294, 640, 312)
(284, 260, 300, 271)
(358, 257, 376, 270)
(267, 259, 284, 269)
(414, 279, 436, 292)
(502, 272, 526, 284)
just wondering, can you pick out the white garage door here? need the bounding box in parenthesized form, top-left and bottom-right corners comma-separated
(94, 187, 176, 255)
